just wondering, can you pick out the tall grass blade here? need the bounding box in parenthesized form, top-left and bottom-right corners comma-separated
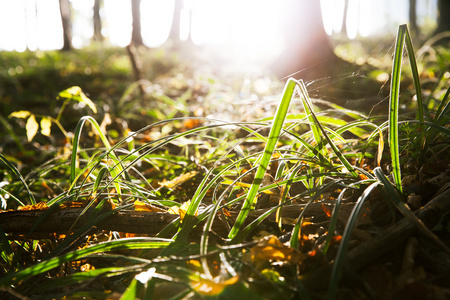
(297, 81, 328, 185)
(0, 153, 36, 205)
(71, 116, 124, 197)
(389, 25, 406, 193)
(296, 80, 358, 178)
(404, 26, 425, 150)
(228, 79, 296, 239)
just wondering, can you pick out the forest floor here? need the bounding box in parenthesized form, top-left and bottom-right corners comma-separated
(0, 36, 449, 300)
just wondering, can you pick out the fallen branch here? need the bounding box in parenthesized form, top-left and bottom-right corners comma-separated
(0, 207, 178, 237)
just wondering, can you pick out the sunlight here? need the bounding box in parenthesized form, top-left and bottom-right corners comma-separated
(190, 0, 281, 62)
(0, 0, 437, 52)
(36, 0, 64, 50)
(104, 0, 132, 47)
(0, 1, 27, 52)
(141, 0, 174, 47)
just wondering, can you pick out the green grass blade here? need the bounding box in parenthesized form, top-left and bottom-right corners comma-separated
(0, 237, 172, 288)
(276, 164, 303, 230)
(0, 153, 36, 205)
(297, 81, 328, 185)
(71, 116, 124, 197)
(228, 78, 297, 240)
(423, 86, 450, 153)
(389, 25, 406, 193)
(404, 26, 425, 150)
(297, 80, 358, 178)
(327, 181, 380, 299)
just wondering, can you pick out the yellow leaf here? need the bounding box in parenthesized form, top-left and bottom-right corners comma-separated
(190, 276, 238, 296)
(40, 117, 52, 136)
(59, 86, 97, 114)
(134, 200, 166, 212)
(250, 235, 303, 268)
(167, 200, 197, 221)
(25, 114, 38, 142)
(9, 110, 31, 119)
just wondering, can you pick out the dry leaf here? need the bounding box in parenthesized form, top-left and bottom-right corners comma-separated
(134, 200, 166, 212)
(168, 200, 197, 221)
(250, 235, 303, 268)
(190, 276, 238, 296)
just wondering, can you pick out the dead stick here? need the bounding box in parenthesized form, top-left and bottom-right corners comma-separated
(126, 43, 145, 98)
(0, 208, 178, 237)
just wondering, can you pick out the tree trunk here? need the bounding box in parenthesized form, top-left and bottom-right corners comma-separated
(409, 0, 418, 34)
(169, 0, 183, 42)
(131, 0, 143, 46)
(93, 0, 103, 42)
(434, 0, 450, 35)
(270, 0, 344, 79)
(59, 0, 72, 51)
(341, 0, 349, 37)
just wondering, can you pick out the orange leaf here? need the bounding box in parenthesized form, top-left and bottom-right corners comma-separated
(321, 203, 332, 218)
(134, 200, 166, 212)
(191, 276, 238, 296)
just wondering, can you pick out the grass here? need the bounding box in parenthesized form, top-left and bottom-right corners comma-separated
(0, 25, 449, 299)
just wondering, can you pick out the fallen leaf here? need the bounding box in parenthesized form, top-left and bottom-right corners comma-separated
(168, 200, 197, 221)
(134, 200, 166, 212)
(190, 275, 238, 296)
(250, 235, 303, 268)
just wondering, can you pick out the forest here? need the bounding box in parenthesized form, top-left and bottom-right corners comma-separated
(0, 0, 449, 299)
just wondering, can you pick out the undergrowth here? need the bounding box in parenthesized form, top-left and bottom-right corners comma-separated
(0, 25, 449, 300)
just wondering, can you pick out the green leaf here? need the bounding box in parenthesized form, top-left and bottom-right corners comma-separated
(59, 86, 97, 114)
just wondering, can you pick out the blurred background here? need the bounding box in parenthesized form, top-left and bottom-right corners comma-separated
(0, 0, 441, 53)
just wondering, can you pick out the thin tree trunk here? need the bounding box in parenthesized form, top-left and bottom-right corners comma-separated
(169, 0, 183, 42)
(59, 0, 72, 50)
(341, 0, 349, 37)
(434, 0, 450, 33)
(93, 0, 103, 42)
(409, 0, 418, 34)
(131, 0, 143, 46)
